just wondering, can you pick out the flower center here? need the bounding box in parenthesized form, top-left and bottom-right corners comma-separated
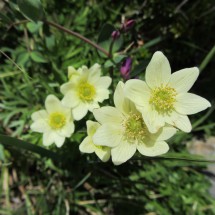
(49, 112, 66, 129)
(78, 82, 96, 102)
(122, 113, 148, 143)
(149, 85, 177, 114)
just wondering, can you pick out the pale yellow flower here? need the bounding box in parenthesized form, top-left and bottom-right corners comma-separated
(60, 63, 112, 121)
(125, 51, 211, 133)
(30, 95, 74, 147)
(93, 82, 176, 165)
(79, 120, 111, 162)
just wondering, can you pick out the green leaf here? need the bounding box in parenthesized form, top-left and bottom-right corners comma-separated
(104, 54, 126, 67)
(130, 60, 149, 78)
(0, 144, 5, 161)
(0, 134, 60, 161)
(27, 21, 43, 33)
(30, 51, 47, 63)
(97, 23, 123, 58)
(17, 0, 45, 22)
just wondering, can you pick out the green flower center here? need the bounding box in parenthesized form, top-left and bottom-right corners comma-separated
(123, 113, 148, 143)
(149, 85, 177, 114)
(49, 112, 66, 129)
(78, 82, 96, 102)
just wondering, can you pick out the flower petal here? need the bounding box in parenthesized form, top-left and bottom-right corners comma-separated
(124, 79, 151, 107)
(93, 106, 124, 124)
(165, 111, 192, 133)
(57, 121, 75, 137)
(43, 131, 55, 146)
(151, 126, 177, 141)
(114, 81, 125, 112)
(111, 141, 136, 165)
(86, 120, 100, 136)
(88, 64, 101, 83)
(79, 136, 94, 153)
(61, 91, 80, 108)
(31, 110, 48, 121)
(142, 108, 165, 133)
(93, 123, 123, 147)
(72, 102, 89, 120)
(95, 76, 112, 89)
(137, 140, 169, 156)
(175, 93, 211, 115)
(45, 95, 62, 114)
(60, 82, 75, 95)
(95, 147, 111, 162)
(168, 67, 199, 93)
(95, 89, 110, 103)
(88, 102, 100, 112)
(30, 119, 49, 133)
(145, 51, 171, 88)
(54, 134, 65, 147)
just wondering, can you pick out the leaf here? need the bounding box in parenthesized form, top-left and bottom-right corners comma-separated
(130, 60, 149, 78)
(27, 21, 43, 33)
(97, 23, 123, 58)
(0, 144, 5, 161)
(30, 51, 47, 63)
(0, 134, 60, 161)
(104, 54, 127, 67)
(17, 0, 45, 22)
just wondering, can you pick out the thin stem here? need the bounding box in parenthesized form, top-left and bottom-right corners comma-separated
(45, 20, 111, 58)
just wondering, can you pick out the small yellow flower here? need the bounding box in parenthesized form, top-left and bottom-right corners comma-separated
(125, 51, 211, 133)
(30, 95, 74, 147)
(93, 82, 176, 165)
(60, 64, 112, 121)
(79, 120, 111, 162)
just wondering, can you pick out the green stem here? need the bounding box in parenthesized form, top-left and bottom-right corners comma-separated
(45, 20, 111, 58)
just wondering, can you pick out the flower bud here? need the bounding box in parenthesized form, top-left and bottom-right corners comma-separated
(121, 19, 135, 32)
(111, 30, 120, 40)
(120, 57, 132, 80)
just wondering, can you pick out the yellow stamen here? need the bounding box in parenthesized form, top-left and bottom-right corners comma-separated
(78, 82, 96, 102)
(49, 112, 66, 129)
(149, 84, 177, 114)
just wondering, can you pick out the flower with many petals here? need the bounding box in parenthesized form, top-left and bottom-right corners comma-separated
(60, 64, 112, 121)
(79, 120, 111, 162)
(125, 51, 211, 133)
(30, 95, 74, 147)
(93, 82, 176, 165)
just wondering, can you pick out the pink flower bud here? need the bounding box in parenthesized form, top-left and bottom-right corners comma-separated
(111, 30, 120, 40)
(121, 19, 135, 32)
(120, 57, 132, 80)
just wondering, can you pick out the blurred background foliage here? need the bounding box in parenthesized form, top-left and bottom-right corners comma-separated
(0, 0, 215, 214)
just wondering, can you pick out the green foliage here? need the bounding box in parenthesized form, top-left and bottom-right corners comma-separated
(0, 0, 215, 214)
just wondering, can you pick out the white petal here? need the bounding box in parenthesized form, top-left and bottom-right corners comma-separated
(93, 123, 123, 147)
(165, 111, 192, 133)
(43, 131, 55, 146)
(72, 102, 89, 120)
(61, 91, 80, 108)
(145, 51, 171, 88)
(60, 82, 75, 95)
(58, 121, 75, 137)
(175, 93, 211, 115)
(95, 147, 111, 162)
(151, 126, 177, 141)
(93, 106, 124, 124)
(79, 136, 94, 153)
(111, 141, 136, 165)
(142, 108, 165, 133)
(95, 89, 110, 102)
(54, 134, 65, 147)
(30, 119, 49, 133)
(31, 110, 48, 121)
(88, 64, 101, 83)
(86, 120, 100, 136)
(114, 81, 126, 112)
(45, 95, 62, 114)
(95, 76, 112, 89)
(168, 67, 199, 93)
(137, 140, 169, 156)
(124, 79, 151, 107)
(88, 102, 100, 112)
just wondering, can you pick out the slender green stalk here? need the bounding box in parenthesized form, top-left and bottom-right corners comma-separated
(45, 20, 111, 58)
